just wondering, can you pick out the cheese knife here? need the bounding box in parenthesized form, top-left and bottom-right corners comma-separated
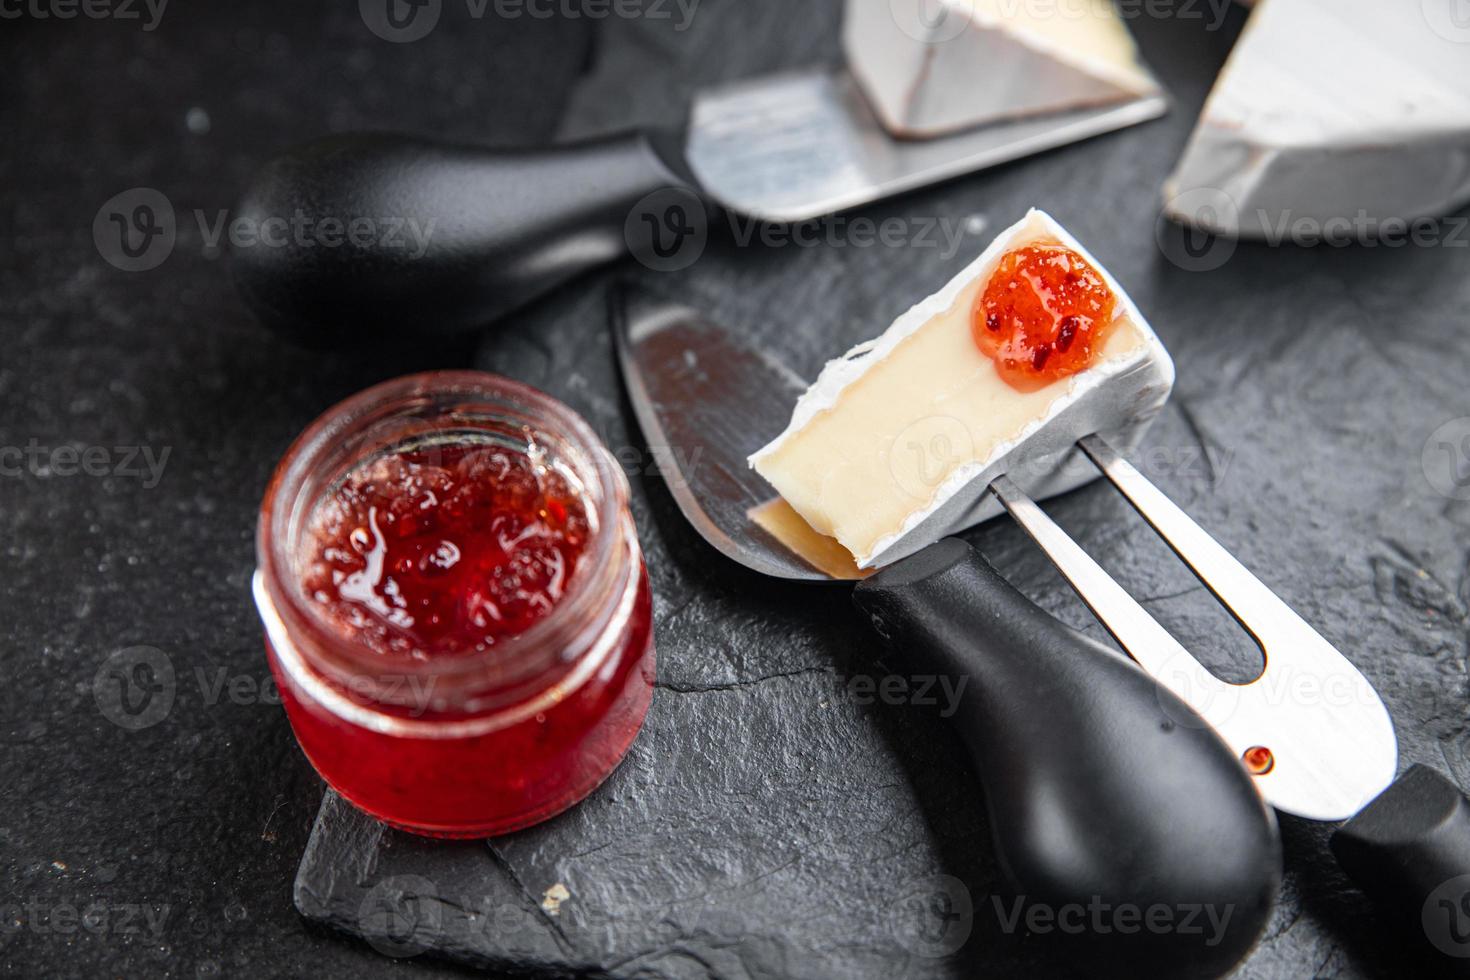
(229, 68, 1165, 346)
(610, 284, 1470, 970)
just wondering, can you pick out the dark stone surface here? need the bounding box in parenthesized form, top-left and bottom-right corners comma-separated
(5, 1, 1470, 978)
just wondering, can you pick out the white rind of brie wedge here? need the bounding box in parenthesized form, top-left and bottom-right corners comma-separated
(1165, 0, 1470, 238)
(749, 209, 1174, 570)
(843, 0, 1162, 137)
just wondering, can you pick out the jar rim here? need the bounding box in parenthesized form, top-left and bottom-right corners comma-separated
(256, 370, 630, 703)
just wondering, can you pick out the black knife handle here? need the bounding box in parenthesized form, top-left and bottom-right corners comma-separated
(229, 131, 697, 346)
(853, 538, 1280, 978)
(1332, 765, 1470, 968)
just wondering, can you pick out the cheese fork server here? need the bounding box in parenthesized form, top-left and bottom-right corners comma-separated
(979, 447, 1470, 964)
(612, 285, 1281, 977)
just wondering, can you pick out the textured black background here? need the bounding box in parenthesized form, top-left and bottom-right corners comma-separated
(5, 1, 1470, 978)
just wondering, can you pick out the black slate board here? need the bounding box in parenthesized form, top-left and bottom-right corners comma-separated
(290, 2, 1470, 978)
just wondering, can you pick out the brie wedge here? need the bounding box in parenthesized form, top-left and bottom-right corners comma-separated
(1165, 0, 1470, 238)
(843, 0, 1162, 137)
(749, 209, 1173, 569)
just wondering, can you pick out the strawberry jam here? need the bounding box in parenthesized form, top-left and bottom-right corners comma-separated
(300, 444, 592, 660)
(973, 243, 1118, 391)
(256, 372, 655, 839)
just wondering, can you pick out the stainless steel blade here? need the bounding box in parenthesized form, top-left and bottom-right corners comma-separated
(685, 68, 1168, 223)
(610, 286, 827, 581)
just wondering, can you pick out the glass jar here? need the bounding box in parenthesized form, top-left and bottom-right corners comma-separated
(254, 371, 655, 838)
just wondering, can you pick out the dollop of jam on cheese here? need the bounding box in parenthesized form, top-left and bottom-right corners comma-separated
(972, 244, 1119, 391)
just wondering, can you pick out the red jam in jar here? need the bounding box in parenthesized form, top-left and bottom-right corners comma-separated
(254, 372, 655, 838)
(972, 243, 1119, 391)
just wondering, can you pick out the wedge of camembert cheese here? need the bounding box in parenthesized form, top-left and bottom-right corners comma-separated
(844, 0, 1162, 137)
(1165, 0, 1470, 238)
(750, 209, 1173, 569)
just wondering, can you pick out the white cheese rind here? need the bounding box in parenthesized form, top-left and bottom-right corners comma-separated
(843, 0, 1160, 137)
(1165, 0, 1470, 238)
(750, 209, 1174, 569)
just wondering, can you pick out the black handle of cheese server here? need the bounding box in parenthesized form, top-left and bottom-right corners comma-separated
(852, 538, 1281, 978)
(229, 131, 698, 346)
(1332, 764, 1470, 971)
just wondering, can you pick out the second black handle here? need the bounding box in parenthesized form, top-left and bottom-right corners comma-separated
(853, 538, 1281, 978)
(230, 131, 695, 346)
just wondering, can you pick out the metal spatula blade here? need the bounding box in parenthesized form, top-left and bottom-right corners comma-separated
(686, 68, 1168, 222)
(610, 285, 827, 581)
